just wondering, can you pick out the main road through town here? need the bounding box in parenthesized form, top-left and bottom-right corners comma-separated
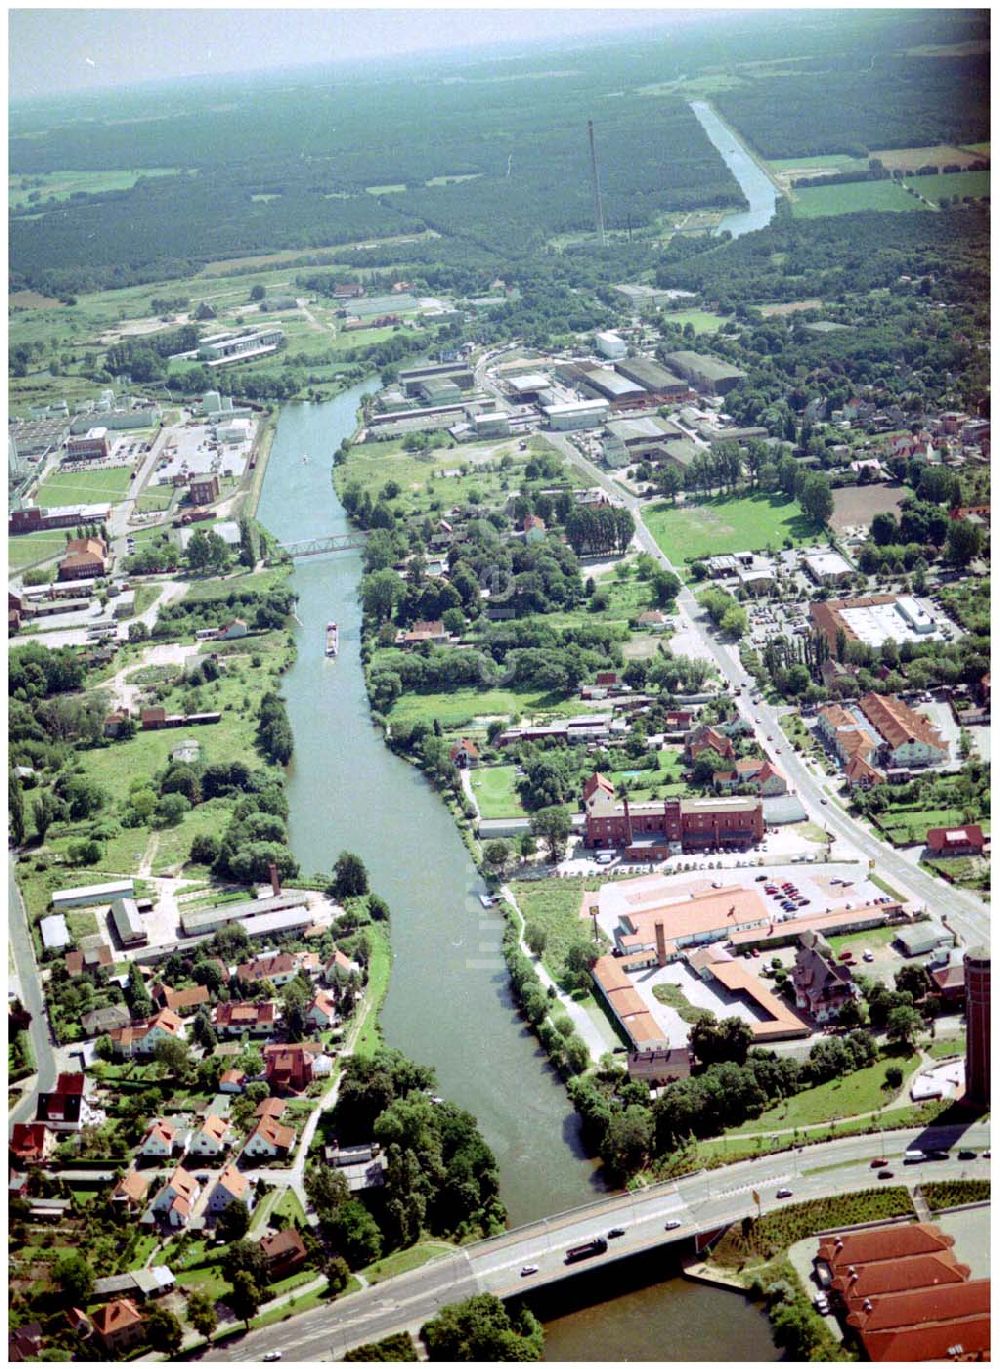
(545, 436, 990, 951)
(202, 1121, 989, 1362)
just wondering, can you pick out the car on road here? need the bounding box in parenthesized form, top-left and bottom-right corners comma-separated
(903, 1149, 926, 1164)
(863, 950, 875, 963)
(595, 852, 615, 865)
(820, 798, 827, 805)
(608, 1227, 626, 1238)
(870, 1157, 889, 1168)
(750, 947, 760, 958)
(520, 1265, 539, 1277)
(664, 1220, 682, 1231)
(878, 1169, 894, 1180)
(776, 1188, 793, 1199)
(263, 1354, 282, 1362)
(755, 875, 767, 882)
(958, 1150, 977, 1160)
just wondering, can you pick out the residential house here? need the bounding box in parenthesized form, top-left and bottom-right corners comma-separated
(151, 1168, 201, 1229)
(926, 825, 986, 858)
(68, 945, 115, 981)
(264, 1043, 320, 1095)
(216, 618, 248, 641)
(635, 608, 669, 631)
(395, 619, 448, 648)
(139, 1119, 183, 1161)
(35, 1072, 98, 1132)
(522, 512, 546, 542)
(206, 1162, 252, 1216)
(243, 1113, 296, 1160)
(715, 757, 788, 797)
(307, 989, 339, 1032)
(219, 1069, 247, 1094)
(151, 982, 211, 1015)
(214, 1001, 276, 1037)
(103, 710, 131, 738)
(235, 953, 301, 989)
(187, 1115, 231, 1160)
(91, 1300, 145, 1354)
(843, 754, 886, 790)
(108, 1009, 185, 1058)
(324, 948, 362, 985)
(448, 738, 479, 769)
(792, 931, 859, 1023)
(260, 1228, 308, 1279)
(254, 1097, 287, 1121)
(684, 725, 735, 765)
(859, 693, 948, 768)
(9, 1323, 44, 1361)
(10, 1123, 54, 1165)
(110, 1170, 150, 1213)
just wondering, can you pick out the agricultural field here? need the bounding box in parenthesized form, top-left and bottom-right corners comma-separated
(791, 180, 929, 219)
(904, 170, 990, 201)
(644, 492, 813, 564)
(873, 143, 986, 171)
(34, 463, 133, 507)
(829, 483, 911, 531)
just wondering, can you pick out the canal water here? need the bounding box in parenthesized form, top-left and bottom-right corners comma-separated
(257, 389, 777, 1359)
(690, 100, 779, 238)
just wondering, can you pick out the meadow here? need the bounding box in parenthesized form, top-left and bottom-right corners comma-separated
(791, 180, 929, 219)
(644, 492, 812, 564)
(34, 464, 133, 507)
(904, 169, 990, 201)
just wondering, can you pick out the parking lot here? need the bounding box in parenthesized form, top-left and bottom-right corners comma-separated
(152, 419, 254, 488)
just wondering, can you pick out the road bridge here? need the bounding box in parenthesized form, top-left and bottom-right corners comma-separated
(279, 532, 368, 559)
(205, 1120, 989, 1362)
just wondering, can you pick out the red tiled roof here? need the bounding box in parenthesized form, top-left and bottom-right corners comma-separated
(250, 1115, 296, 1152)
(261, 1227, 307, 1262)
(583, 771, 615, 801)
(860, 692, 946, 754)
(91, 1299, 142, 1336)
(10, 1123, 49, 1160)
(819, 1223, 955, 1274)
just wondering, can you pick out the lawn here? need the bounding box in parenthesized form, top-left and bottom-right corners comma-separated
(652, 981, 706, 1024)
(470, 765, 525, 819)
(34, 465, 133, 507)
(926, 1034, 965, 1060)
(791, 180, 929, 217)
(660, 308, 728, 334)
(644, 493, 814, 564)
(8, 529, 69, 570)
(824, 924, 901, 955)
(876, 806, 970, 846)
(723, 1052, 922, 1137)
(512, 877, 608, 984)
(354, 921, 392, 1058)
(388, 687, 583, 730)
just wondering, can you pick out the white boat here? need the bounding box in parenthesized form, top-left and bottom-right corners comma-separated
(325, 622, 339, 656)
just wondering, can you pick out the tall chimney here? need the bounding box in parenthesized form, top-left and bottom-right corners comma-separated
(623, 794, 634, 848)
(587, 120, 607, 247)
(655, 921, 668, 968)
(268, 861, 281, 898)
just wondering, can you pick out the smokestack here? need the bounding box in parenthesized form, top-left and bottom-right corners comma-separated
(587, 120, 607, 247)
(655, 922, 668, 968)
(268, 861, 281, 898)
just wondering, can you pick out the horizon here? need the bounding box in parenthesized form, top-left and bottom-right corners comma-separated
(9, 6, 716, 104)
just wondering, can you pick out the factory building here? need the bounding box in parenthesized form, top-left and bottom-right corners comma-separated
(661, 351, 746, 397)
(614, 356, 690, 400)
(66, 427, 111, 462)
(541, 399, 609, 431)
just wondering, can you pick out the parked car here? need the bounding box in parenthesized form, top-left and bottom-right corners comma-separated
(878, 1169, 894, 1180)
(958, 1150, 977, 1160)
(520, 1265, 539, 1277)
(263, 1354, 283, 1363)
(870, 1157, 888, 1168)
(776, 1188, 793, 1199)
(664, 1220, 682, 1231)
(863, 950, 875, 963)
(608, 1227, 626, 1239)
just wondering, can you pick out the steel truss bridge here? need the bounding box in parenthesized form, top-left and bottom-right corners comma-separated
(279, 532, 368, 559)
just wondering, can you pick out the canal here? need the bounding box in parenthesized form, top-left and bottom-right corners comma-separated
(257, 389, 778, 1359)
(690, 100, 779, 238)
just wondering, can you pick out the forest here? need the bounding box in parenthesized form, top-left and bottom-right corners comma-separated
(10, 9, 988, 292)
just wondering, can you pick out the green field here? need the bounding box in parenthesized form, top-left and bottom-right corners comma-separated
(388, 687, 583, 730)
(877, 806, 973, 846)
(34, 464, 133, 507)
(353, 922, 392, 1058)
(905, 169, 990, 201)
(644, 493, 813, 563)
(769, 154, 869, 173)
(8, 529, 69, 570)
(9, 167, 179, 209)
(470, 765, 526, 820)
(660, 308, 728, 334)
(363, 1240, 454, 1284)
(791, 180, 929, 218)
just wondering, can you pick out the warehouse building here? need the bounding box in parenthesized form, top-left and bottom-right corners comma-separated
(111, 897, 147, 948)
(180, 891, 311, 938)
(661, 351, 746, 396)
(541, 398, 609, 430)
(577, 368, 647, 408)
(52, 879, 135, 911)
(594, 330, 628, 360)
(614, 356, 690, 400)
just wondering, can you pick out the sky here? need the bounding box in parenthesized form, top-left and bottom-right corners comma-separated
(8, 5, 710, 102)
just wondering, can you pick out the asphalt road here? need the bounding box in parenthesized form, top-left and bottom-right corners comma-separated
(545, 437, 989, 951)
(202, 1121, 990, 1362)
(8, 857, 59, 1129)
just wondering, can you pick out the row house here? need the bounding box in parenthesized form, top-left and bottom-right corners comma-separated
(188, 1115, 232, 1160)
(858, 692, 949, 768)
(206, 1162, 252, 1216)
(243, 1113, 296, 1160)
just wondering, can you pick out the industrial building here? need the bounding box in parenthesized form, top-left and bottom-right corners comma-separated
(9, 503, 111, 536)
(594, 330, 628, 360)
(964, 945, 990, 1108)
(111, 897, 147, 947)
(397, 362, 474, 396)
(576, 367, 647, 407)
(52, 879, 135, 910)
(613, 356, 689, 399)
(810, 594, 947, 650)
(803, 550, 855, 586)
(541, 398, 609, 430)
(66, 427, 111, 461)
(179, 890, 311, 937)
(167, 328, 284, 368)
(661, 350, 746, 396)
(582, 772, 764, 855)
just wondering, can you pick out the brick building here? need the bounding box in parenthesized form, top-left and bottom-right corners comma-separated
(57, 536, 108, 582)
(964, 946, 990, 1108)
(582, 773, 763, 855)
